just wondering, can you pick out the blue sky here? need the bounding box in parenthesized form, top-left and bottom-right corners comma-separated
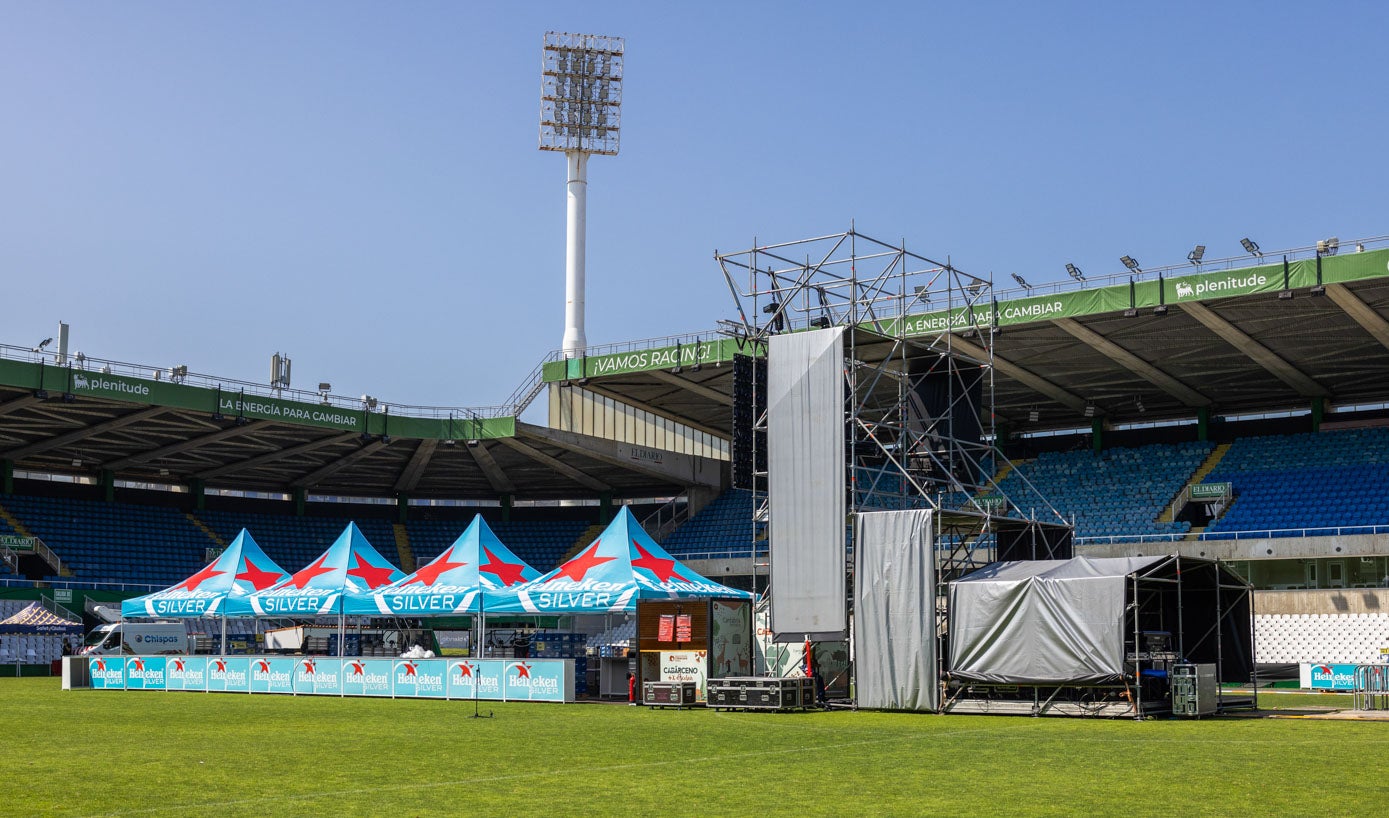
(2, 2, 1385, 411)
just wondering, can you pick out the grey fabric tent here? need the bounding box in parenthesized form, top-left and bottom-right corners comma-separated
(947, 555, 1254, 687)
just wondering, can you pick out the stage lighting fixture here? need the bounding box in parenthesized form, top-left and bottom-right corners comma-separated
(1121, 256, 1141, 272)
(1011, 273, 1032, 290)
(1153, 305, 1169, 316)
(762, 301, 780, 314)
(1123, 308, 1138, 318)
(809, 316, 831, 329)
(1187, 245, 1205, 265)
(1066, 263, 1084, 281)
(1278, 290, 1294, 301)
(1028, 409, 1040, 422)
(443, 439, 457, 447)
(1241, 238, 1262, 257)
(465, 439, 480, 448)
(966, 282, 985, 296)
(913, 285, 931, 304)
(1309, 285, 1326, 297)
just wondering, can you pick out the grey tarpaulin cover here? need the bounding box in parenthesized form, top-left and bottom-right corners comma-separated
(947, 556, 1164, 685)
(853, 509, 937, 710)
(768, 327, 846, 638)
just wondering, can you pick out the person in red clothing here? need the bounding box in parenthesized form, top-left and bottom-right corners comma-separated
(627, 672, 637, 705)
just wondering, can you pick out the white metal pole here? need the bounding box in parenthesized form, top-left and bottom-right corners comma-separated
(562, 151, 589, 358)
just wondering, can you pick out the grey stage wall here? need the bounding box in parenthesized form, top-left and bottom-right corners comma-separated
(853, 509, 938, 711)
(768, 328, 846, 639)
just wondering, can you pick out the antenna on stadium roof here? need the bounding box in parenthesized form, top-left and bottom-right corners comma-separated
(270, 353, 291, 393)
(540, 31, 625, 360)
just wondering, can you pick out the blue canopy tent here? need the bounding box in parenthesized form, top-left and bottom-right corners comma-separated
(120, 529, 290, 653)
(223, 522, 404, 618)
(341, 514, 540, 617)
(483, 507, 754, 615)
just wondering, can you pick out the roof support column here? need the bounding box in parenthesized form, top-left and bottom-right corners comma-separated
(500, 494, 512, 523)
(1, 459, 12, 495)
(396, 492, 410, 524)
(190, 478, 206, 511)
(1197, 407, 1209, 442)
(1311, 397, 1324, 433)
(100, 469, 115, 503)
(293, 488, 306, 517)
(600, 492, 614, 523)
(1091, 419, 1103, 454)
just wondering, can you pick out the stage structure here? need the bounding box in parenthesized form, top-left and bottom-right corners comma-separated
(539, 31, 624, 358)
(717, 227, 1073, 707)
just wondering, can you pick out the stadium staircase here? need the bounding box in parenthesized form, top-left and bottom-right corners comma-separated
(0, 500, 70, 578)
(392, 523, 416, 573)
(1158, 442, 1232, 524)
(661, 489, 764, 559)
(185, 512, 226, 548)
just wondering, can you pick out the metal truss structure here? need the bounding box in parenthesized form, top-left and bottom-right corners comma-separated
(716, 226, 1072, 581)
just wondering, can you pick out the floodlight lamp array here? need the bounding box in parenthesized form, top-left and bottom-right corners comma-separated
(539, 32, 624, 155)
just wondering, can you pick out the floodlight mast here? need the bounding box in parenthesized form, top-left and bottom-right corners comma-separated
(539, 31, 624, 358)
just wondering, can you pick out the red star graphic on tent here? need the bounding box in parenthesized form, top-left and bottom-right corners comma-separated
(236, 557, 282, 590)
(285, 554, 334, 589)
(214, 659, 227, 673)
(256, 660, 271, 673)
(478, 546, 528, 587)
(301, 659, 315, 674)
(172, 563, 226, 592)
(347, 554, 397, 589)
(349, 661, 365, 676)
(456, 662, 473, 678)
(402, 662, 417, 677)
(132, 658, 145, 671)
(405, 548, 466, 587)
(172, 659, 185, 672)
(630, 540, 688, 584)
(514, 662, 532, 679)
(554, 541, 616, 582)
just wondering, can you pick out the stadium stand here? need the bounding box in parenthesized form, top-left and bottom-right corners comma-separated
(1203, 428, 1389, 537)
(2, 493, 212, 586)
(661, 489, 764, 558)
(995, 441, 1214, 541)
(1254, 612, 1389, 664)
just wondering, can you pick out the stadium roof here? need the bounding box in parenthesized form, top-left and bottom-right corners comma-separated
(542, 242, 1389, 435)
(4, 239, 1387, 502)
(0, 352, 719, 500)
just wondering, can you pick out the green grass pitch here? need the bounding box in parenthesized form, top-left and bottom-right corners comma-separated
(2, 680, 1383, 817)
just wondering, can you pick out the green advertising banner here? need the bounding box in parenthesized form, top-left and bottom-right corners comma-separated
(0, 535, 36, 552)
(0, 362, 514, 440)
(1189, 482, 1232, 499)
(543, 249, 1389, 381)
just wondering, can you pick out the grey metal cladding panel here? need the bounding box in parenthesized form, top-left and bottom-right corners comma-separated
(768, 328, 846, 637)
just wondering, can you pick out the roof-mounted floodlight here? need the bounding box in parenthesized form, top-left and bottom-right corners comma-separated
(1240, 237, 1262, 258)
(1187, 245, 1205, 265)
(1065, 263, 1084, 281)
(1120, 255, 1141, 273)
(1010, 273, 1032, 290)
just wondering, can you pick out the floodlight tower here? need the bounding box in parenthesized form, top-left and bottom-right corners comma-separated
(539, 31, 624, 358)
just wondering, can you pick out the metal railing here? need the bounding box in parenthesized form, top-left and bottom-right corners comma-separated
(0, 577, 162, 593)
(1352, 664, 1389, 711)
(1077, 523, 1389, 546)
(640, 493, 690, 544)
(988, 234, 1389, 301)
(0, 344, 515, 419)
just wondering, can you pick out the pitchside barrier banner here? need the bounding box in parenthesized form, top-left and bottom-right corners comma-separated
(1300, 662, 1362, 691)
(82, 656, 574, 702)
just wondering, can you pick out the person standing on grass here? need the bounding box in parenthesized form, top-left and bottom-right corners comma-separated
(627, 671, 636, 705)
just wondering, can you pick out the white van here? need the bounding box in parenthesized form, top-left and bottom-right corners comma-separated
(80, 622, 189, 656)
